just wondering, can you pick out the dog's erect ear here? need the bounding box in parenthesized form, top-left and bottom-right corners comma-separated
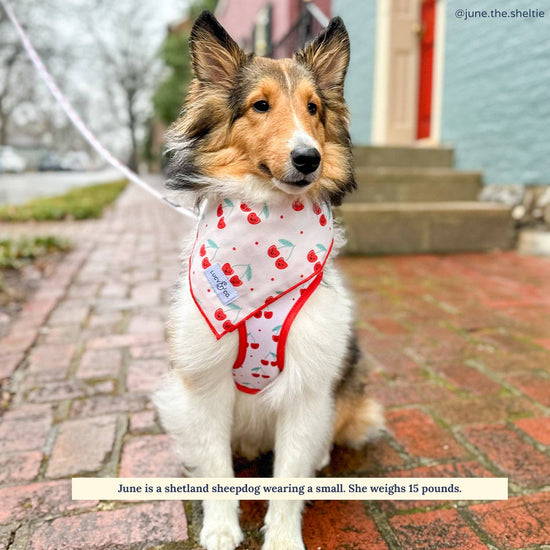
(295, 17, 350, 93)
(190, 11, 248, 88)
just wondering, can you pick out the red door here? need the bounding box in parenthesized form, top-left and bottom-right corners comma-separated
(416, 0, 436, 139)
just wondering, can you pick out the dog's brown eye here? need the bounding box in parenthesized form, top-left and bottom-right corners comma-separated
(253, 100, 270, 113)
(307, 102, 317, 115)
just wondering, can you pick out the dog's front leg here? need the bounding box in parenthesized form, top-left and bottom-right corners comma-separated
(156, 372, 242, 550)
(262, 390, 334, 550)
(191, 384, 242, 550)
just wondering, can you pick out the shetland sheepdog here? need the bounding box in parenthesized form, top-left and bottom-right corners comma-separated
(153, 11, 384, 550)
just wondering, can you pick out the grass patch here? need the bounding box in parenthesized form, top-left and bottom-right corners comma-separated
(0, 236, 72, 270)
(0, 179, 127, 221)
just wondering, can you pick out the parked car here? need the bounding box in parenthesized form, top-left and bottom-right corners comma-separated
(61, 151, 91, 171)
(0, 146, 26, 173)
(39, 152, 64, 171)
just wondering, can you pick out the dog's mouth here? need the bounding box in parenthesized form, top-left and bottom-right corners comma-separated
(259, 163, 316, 193)
(284, 179, 311, 187)
(259, 163, 272, 177)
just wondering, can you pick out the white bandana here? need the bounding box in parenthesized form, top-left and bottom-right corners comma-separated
(189, 196, 334, 340)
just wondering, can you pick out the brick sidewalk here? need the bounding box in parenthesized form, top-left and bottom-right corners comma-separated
(1, 185, 549, 549)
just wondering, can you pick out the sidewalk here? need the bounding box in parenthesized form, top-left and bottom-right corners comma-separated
(1, 184, 549, 549)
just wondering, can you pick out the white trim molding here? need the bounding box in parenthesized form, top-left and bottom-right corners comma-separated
(430, 0, 446, 144)
(372, 0, 391, 144)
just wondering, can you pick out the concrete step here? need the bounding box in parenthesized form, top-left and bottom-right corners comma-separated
(338, 202, 515, 255)
(354, 145, 454, 169)
(349, 167, 482, 203)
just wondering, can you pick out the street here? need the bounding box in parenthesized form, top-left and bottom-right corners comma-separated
(0, 168, 124, 205)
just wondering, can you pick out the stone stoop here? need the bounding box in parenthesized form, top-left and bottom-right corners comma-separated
(339, 146, 515, 254)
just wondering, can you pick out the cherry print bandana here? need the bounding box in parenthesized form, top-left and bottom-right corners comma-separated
(189, 196, 334, 339)
(231, 273, 322, 393)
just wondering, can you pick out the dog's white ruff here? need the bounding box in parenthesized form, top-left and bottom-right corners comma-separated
(153, 227, 354, 549)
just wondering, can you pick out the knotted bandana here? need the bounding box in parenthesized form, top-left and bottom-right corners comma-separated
(189, 196, 334, 340)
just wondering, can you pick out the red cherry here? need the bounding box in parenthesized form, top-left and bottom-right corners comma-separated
(247, 212, 261, 224)
(216, 204, 223, 217)
(240, 203, 251, 212)
(307, 250, 318, 263)
(230, 275, 243, 287)
(222, 320, 234, 330)
(265, 296, 275, 304)
(253, 311, 263, 318)
(272, 335, 279, 342)
(250, 343, 260, 349)
(319, 214, 327, 226)
(313, 203, 322, 215)
(275, 257, 288, 270)
(264, 311, 273, 319)
(292, 200, 304, 211)
(261, 359, 269, 365)
(217, 216, 226, 229)
(222, 262, 234, 275)
(267, 245, 280, 258)
(270, 361, 278, 366)
(314, 262, 322, 272)
(261, 375, 270, 378)
(214, 308, 226, 321)
(202, 257, 211, 269)
(252, 373, 260, 378)
(199, 244, 206, 257)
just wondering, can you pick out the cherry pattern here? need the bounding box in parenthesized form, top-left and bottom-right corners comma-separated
(268, 239, 295, 270)
(246, 204, 269, 225)
(232, 280, 312, 392)
(307, 243, 329, 264)
(212, 302, 242, 326)
(190, 195, 333, 341)
(311, 201, 332, 228)
(199, 239, 220, 264)
(215, 199, 236, 229)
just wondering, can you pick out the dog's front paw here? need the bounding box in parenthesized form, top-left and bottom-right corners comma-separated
(200, 529, 243, 550)
(200, 524, 243, 550)
(201, 500, 243, 550)
(262, 533, 305, 550)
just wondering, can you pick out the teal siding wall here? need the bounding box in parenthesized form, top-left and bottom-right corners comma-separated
(441, 2, 550, 184)
(332, 0, 376, 145)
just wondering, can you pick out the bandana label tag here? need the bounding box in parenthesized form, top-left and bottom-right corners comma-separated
(203, 263, 240, 305)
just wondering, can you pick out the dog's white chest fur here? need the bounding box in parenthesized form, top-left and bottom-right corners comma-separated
(152, 10, 385, 549)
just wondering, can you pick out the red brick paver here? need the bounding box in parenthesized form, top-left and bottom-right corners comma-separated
(26, 501, 187, 550)
(1, 185, 550, 549)
(46, 415, 121, 479)
(390, 508, 487, 550)
(469, 491, 550, 549)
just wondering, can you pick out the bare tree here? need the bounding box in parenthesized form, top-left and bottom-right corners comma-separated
(0, 3, 29, 145)
(86, 1, 163, 172)
(1, 0, 171, 166)
(0, 0, 70, 147)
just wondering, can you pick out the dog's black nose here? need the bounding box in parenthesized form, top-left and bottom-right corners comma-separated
(291, 147, 321, 175)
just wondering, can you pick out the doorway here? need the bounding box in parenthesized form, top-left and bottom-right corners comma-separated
(372, 0, 444, 144)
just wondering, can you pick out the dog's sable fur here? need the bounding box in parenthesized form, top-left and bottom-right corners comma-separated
(166, 11, 355, 206)
(154, 11, 384, 550)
